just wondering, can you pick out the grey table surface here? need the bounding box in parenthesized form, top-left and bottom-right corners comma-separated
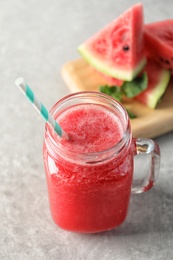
(1, 0, 173, 259)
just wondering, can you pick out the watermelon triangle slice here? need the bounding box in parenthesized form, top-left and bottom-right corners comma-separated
(144, 20, 173, 73)
(78, 3, 146, 81)
(135, 59, 171, 108)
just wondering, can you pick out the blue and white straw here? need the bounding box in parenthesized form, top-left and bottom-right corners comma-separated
(15, 77, 68, 139)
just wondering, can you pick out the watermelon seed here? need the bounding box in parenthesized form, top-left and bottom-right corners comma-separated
(123, 45, 129, 51)
(165, 60, 170, 65)
(159, 57, 170, 66)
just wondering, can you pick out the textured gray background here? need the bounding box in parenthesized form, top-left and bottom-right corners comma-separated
(0, 0, 173, 259)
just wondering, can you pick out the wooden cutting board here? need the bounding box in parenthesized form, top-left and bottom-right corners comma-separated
(61, 58, 173, 138)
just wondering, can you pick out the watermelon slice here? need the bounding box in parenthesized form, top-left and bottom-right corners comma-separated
(78, 3, 146, 81)
(144, 20, 173, 73)
(135, 59, 171, 108)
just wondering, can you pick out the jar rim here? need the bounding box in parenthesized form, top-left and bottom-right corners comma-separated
(45, 91, 131, 162)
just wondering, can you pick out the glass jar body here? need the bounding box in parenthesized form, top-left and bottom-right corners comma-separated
(43, 92, 133, 233)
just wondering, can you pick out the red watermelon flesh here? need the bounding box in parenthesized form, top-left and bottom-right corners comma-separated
(144, 20, 173, 73)
(98, 71, 124, 86)
(135, 59, 171, 108)
(78, 3, 146, 81)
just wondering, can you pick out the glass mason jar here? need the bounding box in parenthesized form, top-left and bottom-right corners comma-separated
(43, 92, 160, 233)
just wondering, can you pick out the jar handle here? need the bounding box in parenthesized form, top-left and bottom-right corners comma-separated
(132, 138, 160, 194)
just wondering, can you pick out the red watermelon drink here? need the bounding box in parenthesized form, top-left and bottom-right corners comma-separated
(43, 92, 160, 233)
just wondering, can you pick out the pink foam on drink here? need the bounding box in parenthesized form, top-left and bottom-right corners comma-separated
(57, 104, 123, 153)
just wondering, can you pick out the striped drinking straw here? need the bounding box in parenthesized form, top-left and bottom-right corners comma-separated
(15, 78, 68, 139)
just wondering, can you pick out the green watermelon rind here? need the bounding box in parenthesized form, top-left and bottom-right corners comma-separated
(78, 44, 147, 81)
(140, 69, 171, 108)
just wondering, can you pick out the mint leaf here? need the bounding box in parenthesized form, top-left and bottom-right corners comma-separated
(99, 85, 137, 119)
(99, 72, 148, 119)
(99, 85, 122, 102)
(121, 72, 148, 98)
